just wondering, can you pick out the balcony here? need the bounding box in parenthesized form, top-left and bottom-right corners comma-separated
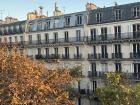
(112, 53, 123, 59)
(124, 73, 140, 81)
(74, 54, 83, 59)
(88, 54, 98, 60)
(130, 53, 140, 59)
(87, 32, 140, 44)
(35, 54, 45, 60)
(98, 53, 108, 59)
(88, 71, 106, 78)
(62, 54, 69, 59)
(27, 37, 85, 46)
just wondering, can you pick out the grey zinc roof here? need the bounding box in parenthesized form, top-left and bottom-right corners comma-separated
(88, 2, 140, 25)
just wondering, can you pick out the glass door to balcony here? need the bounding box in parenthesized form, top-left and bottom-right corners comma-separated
(91, 63, 97, 77)
(64, 31, 69, 42)
(64, 47, 69, 59)
(114, 26, 121, 39)
(101, 27, 107, 40)
(133, 24, 140, 38)
(45, 33, 49, 43)
(45, 48, 49, 59)
(134, 63, 140, 79)
(101, 45, 107, 58)
(76, 30, 81, 42)
(91, 29, 96, 41)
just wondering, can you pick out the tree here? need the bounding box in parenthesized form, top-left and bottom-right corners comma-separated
(0, 47, 78, 105)
(96, 72, 140, 105)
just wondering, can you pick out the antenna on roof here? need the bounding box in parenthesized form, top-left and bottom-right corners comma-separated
(63, 6, 65, 14)
(0, 9, 4, 24)
(114, 1, 118, 6)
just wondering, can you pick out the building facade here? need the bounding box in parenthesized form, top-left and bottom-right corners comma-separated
(0, 2, 140, 105)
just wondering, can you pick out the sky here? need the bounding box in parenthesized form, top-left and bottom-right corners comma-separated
(0, 0, 139, 20)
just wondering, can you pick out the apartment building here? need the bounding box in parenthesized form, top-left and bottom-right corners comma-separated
(0, 2, 140, 105)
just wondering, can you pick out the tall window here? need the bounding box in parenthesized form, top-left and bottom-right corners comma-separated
(115, 44, 121, 54)
(20, 36, 23, 43)
(96, 12, 102, 23)
(37, 48, 41, 55)
(133, 43, 140, 54)
(101, 45, 107, 58)
(37, 34, 41, 44)
(45, 48, 49, 58)
(54, 18, 60, 28)
(9, 37, 12, 43)
(114, 26, 121, 39)
(91, 63, 96, 76)
(76, 30, 81, 41)
(115, 9, 122, 20)
(115, 63, 121, 72)
(101, 63, 108, 72)
(133, 6, 140, 17)
(54, 32, 58, 42)
(54, 48, 58, 55)
(64, 47, 69, 59)
(134, 63, 140, 78)
(15, 36, 17, 43)
(29, 35, 32, 44)
(64, 31, 69, 42)
(101, 27, 107, 40)
(90, 29, 96, 40)
(45, 21, 50, 29)
(45, 33, 49, 43)
(37, 22, 43, 31)
(93, 81, 97, 92)
(133, 24, 140, 38)
(64, 16, 70, 26)
(76, 15, 82, 25)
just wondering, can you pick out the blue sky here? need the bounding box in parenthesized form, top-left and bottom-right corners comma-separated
(0, 0, 139, 20)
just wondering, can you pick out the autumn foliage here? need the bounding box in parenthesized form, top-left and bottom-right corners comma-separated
(0, 47, 76, 105)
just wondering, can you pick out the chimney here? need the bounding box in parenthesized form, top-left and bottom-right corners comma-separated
(53, 2, 63, 16)
(86, 2, 97, 11)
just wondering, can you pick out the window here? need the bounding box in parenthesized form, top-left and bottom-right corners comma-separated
(9, 37, 12, 43)
(101, 63, 108, 72)
(134, 63, 140, 78)
(76, 15, 82, 25)
(54, 32, 58, 42)
(29, 35, 32, 44)
(15, 36, 17, 43)
(101, 45, 107, 58)
(37, 34, 41, 44)
(37, 48, 41, 55)
(133, 24, 140, 38)
(20, 36, 23, 43)
(37, 22, 43, 31)
(54, 18, 60, 28)
(115, 44, 121, 53)
(90, 29, 96, 40)
(0, 38, 2, 43)
(91, 63, 96, 76)
(76, 30, 81, 41)
(64, 31, 69, 42)
(133, 6, 140, 17)
(101, 27, 107, 40)
(76, 46, 80, 58)
(115, 63, 121, 72)
(64, 16, 70, 26)
(45, 21, 50, 29)
(45, 48, 49, 58)
(28, 24, 34, 32)
(133, 43, 140, 54)
(45, 33, 49, 43)
(93, 81, 97, 92)
(96, 12, 102, 23)
(54, 48, 58, 55)
(115, 9, 122, 20)
(64, 47, 69, 59)
(114, 26, 121, 39)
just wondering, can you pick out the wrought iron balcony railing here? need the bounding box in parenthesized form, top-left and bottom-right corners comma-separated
(88, 53, 98, 59)
(112, 53, 123, 59)
(130, 53, 140, 59)
(74, 54, 83, 59)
